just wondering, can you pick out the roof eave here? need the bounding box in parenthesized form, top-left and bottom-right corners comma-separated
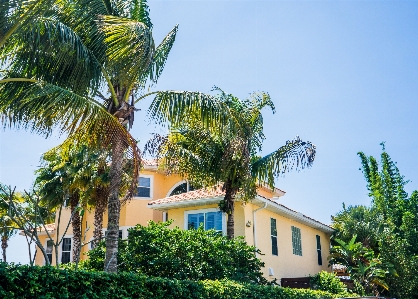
(148, 196, 224, 211)
(252, 196, 334, 234)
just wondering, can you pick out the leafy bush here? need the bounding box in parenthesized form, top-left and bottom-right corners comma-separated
(0, 262, 348, 299)
(310, 271, 350, 296)
(82, 221, 268, 284)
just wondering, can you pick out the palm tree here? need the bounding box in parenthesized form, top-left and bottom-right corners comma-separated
(1, 1, 229, 271)
(147, 88, 316, 238)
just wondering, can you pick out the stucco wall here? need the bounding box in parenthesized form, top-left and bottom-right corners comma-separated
(246, 203, 330, 282)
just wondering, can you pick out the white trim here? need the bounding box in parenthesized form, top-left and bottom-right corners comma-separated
(135, 174, 154, 199)
(166, 180, 187, 197)
(184, 208, 226, 235)
(60, 234, 73, 264)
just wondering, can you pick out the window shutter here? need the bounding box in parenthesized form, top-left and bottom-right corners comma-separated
(316, 235, 322, 265)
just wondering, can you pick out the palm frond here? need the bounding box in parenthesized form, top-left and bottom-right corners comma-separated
(252, 136, 316, 187)
(5, 17, 103, 95)
(130, 0, 152, 28)
(141, 24, 178, 87)
(99, 15, 154, 85)
(148, 90, 230, 130)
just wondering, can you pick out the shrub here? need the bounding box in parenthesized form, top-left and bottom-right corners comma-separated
(310, 271, 350, 296)
(82, 221, 268, 284)
(0, 262, 349, 299)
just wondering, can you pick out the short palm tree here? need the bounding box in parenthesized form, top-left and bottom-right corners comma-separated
(147, 88, 316, 238)
(0, 0, 229, 271)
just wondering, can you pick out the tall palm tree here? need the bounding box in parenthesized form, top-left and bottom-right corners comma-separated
(0, 1, 229, 271)
(147, 88, 316, 238)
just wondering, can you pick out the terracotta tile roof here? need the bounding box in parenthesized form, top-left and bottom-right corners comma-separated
(149, 186, 225, 205)
(37, 223, 55, 232)
(142, 159, 158, 166)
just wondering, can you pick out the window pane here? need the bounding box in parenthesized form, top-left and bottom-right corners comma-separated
(139, 177, 150, 187)
(46, 240, 53, 254)
(188, 213, 204, 230)
(271, 218, 277, 236)
(137, 187, 150, 197)
(62, 238, 71, 251)
(119, 230, 123, 239)
(170, 183, 188, 196)
(271, 236, 278, 256)
(61, 252, 70, 264)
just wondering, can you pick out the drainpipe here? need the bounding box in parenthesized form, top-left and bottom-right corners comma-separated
(253, 202, 267, 257)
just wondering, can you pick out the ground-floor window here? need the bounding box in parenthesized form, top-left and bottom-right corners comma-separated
(185, 208, 224, 233)
(291, 226, 302, 256)
(61, 237, 72, 263)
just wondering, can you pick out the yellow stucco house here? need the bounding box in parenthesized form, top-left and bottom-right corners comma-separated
(35, 160, 333, 282)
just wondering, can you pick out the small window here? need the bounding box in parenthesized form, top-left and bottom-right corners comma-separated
(291, 226, 302, 256)
(46, 239, 53, 264)
(187, 211, 223, 233)
(137, 177, 151, 197)
(271, 218, 278, 256)
(316, 235, 322, 265)
(61, 238, 71, 264)
(169, 182, 195, 196)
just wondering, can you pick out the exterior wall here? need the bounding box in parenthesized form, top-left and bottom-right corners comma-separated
(246, 202, 330, 282)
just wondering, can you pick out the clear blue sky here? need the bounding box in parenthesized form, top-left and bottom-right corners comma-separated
(1, 0, 418, 263)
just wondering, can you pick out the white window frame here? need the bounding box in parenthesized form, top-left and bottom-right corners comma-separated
(60, 235, 73, 264)
(136, 174, 153, 199)
(184, 208, 226, 235)
(166, 180, 194, 197)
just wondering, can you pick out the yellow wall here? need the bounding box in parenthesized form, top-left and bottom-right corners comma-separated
(246, 203, 330, 281)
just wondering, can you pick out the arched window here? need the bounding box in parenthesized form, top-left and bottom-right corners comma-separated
(168, 182, 195, 197)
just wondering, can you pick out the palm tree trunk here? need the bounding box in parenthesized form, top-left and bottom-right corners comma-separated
(223, 180, 237, 239)
(1, 236, 7, 262)
(69, 192, 81, 263)
(104, 137, 124, 273)
(92, 183, 107, 248)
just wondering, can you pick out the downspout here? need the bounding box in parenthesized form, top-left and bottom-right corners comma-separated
(253, 202, 267, 258)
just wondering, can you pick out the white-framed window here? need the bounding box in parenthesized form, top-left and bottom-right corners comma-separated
(184, 208, 226, 234)
(167, 180, 195, 197)
(61, 236, 72, 264)
(291, 226, 302, 256)
(45, 239, 54, 265)
(137, 175, 153, 198)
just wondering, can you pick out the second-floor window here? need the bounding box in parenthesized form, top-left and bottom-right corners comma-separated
(137, 176, 151, 197)
(291, 226, 302, 256)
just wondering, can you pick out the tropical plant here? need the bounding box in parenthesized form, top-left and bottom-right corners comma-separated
(146, 88, 316, 238)
(0, 0, 230, 272)
(79, 221, 270, 284)
(328, 235, 395, 296)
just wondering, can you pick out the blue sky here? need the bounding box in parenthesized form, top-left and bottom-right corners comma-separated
(1, 0, 418, 263)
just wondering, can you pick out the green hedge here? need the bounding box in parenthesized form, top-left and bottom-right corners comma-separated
(0, 263, 343, 299)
